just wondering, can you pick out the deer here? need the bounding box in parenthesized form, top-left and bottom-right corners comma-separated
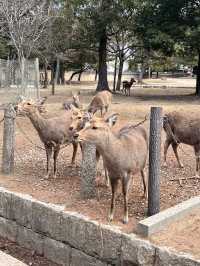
(122, 78, 136, 96)
(88, 90, 112, 116)
(163, 111, 200, 177)
(73, 114, 148, 224)
(69, 107, 119, 187)
(63, 91, 81, 110)
(17, 99, 79, 179)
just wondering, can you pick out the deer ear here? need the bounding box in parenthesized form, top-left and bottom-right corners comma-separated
(105, 113, 119, 127)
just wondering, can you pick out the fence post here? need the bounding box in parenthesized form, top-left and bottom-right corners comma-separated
(35, 58, 40, 99)
(2, 104, 16, 175)
(81, 143, 96, 199)
(148, 106, 162, 216)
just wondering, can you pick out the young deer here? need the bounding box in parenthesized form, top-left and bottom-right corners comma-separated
(73, 114, 148, 224)
(63, 91, 81, 110)
(163, 111, 200, 177)
(17, 99, 78, 179)
(88, 90, 112, 116)
(122, 78, 136, 96)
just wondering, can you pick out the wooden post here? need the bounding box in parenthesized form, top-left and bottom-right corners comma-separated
(148, 107, 162, 216)
(81, 143, 96, 199)
(2, 104, 16, 175)
(35, 58, 40, 99)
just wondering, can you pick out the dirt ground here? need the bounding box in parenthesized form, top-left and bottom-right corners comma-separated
(0, 77, 200, 255)
(150, 208, 200, 260)
(0, 237, 59, 265)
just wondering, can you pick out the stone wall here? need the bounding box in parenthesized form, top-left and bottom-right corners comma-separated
(0, 187, 199, 266)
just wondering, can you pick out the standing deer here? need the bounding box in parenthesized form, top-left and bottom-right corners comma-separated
(88, 90, 112, 116)
(122, 78, 136, 96)
(63, 91, 81, 110)
(73, 114, 148, 224)
(163, 111, 200, 177)
(17, 99, 78, 179)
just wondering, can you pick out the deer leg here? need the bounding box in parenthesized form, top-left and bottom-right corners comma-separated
(109, 178, 119, 222)
(71, 142, 78, 165)
(163, 138, 172, 166)
(122, 173, 132, 224)
(141, 170, 147, 199)
(45, 145, 53, 179)
(172, 142, 183, 168)
(53, 145, 60, 178)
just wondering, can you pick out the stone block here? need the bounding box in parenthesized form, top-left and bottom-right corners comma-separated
(11, 193, 33, 228)
(43, 237, 71, 266)
(70, 248, 107, 266)
(0, 188, 13, 219)
(154, 246, 200, 266)
(31, 200, 64, 240)
(121, 233, 155, 266)
(0, 217, 17, 242)
(16, 226, 44, 255)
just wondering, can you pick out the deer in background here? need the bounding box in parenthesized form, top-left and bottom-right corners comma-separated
(73, 114, 148, 224)
(88, 90, 112, 116)
(163, 111, 200, 177)
(122, 78, 136, 96)
(17, 99, 78, 179)
(63, 91, 81, 110)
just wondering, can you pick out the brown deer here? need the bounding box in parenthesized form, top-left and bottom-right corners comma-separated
(88, 90, 112, 116)
(122, 78, 136, 96)
(69, 108, 119, 187)
(63, 91, 81, 110)
(17, 99, 78, 179)
(73, 114, 148, 224)
(163, 111, 200, 177)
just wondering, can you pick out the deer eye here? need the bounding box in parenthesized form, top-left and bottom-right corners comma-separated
(78, 116, 82, 120)
(92, 126, 97, 130)
(27, 103, 31, 106)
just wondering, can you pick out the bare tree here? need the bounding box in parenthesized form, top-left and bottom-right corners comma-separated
(0, 0, 51, 94)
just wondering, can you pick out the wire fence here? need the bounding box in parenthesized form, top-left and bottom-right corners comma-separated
(0, 58, 40, 104)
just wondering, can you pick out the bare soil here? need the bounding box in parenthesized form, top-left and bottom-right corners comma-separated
(150, 208, 200, 260)
(0, 237, 59, 265)
(0, 78, 200, 253)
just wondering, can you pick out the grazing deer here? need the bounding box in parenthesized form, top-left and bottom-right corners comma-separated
(88, 90, 112, 116)
(163, 111, 200, 177)
(17, 99, 78, 179)
(63, 91, 81, 110)
(73, 114, 148, 224)
(122, 78, 136, 96)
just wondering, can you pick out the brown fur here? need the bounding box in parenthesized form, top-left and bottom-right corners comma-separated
(122, 78, 136, 96)
(88, 90, 112, 116)
(74, 116, 148, 223)
(17, 100, 78, 178)
(63, 91, 81, 110)
(163, 111, 200, 175)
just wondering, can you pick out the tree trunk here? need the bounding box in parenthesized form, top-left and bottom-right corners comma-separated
(69, 69, 84, 81)
(78, 71, 83, 81)
(196, 51, 200, 96)
(43, 62, 48, 88)
(59, 63, 65, 84)
(96, 29, 109, 91)
(116, 54, 124, 91)
(52, 58, 60, 95)
(113, 55, 118, 92)
(95, 69, 98, 81)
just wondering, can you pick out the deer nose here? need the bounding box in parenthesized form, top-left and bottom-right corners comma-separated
(73, 132, 79, 139)
(69, 126, 74, 131)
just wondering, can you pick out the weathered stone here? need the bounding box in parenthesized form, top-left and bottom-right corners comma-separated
(0, 217, 17, 242)
(154, 246, 200, 266)
(121, 233, 155, 266)
(43, 237, 71, 266)
(0, 188, 13, 219)
(31, 200, 64, 240)
(11, 193, 33, 228)
(70, 248, 107, 266)
(60, 211, 88, 250)
(16, 226, 44, 255)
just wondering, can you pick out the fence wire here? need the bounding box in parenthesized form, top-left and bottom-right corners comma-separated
(0, 58, 39, 104)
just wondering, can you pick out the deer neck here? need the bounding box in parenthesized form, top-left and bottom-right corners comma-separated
(28, 110, 47, 133)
